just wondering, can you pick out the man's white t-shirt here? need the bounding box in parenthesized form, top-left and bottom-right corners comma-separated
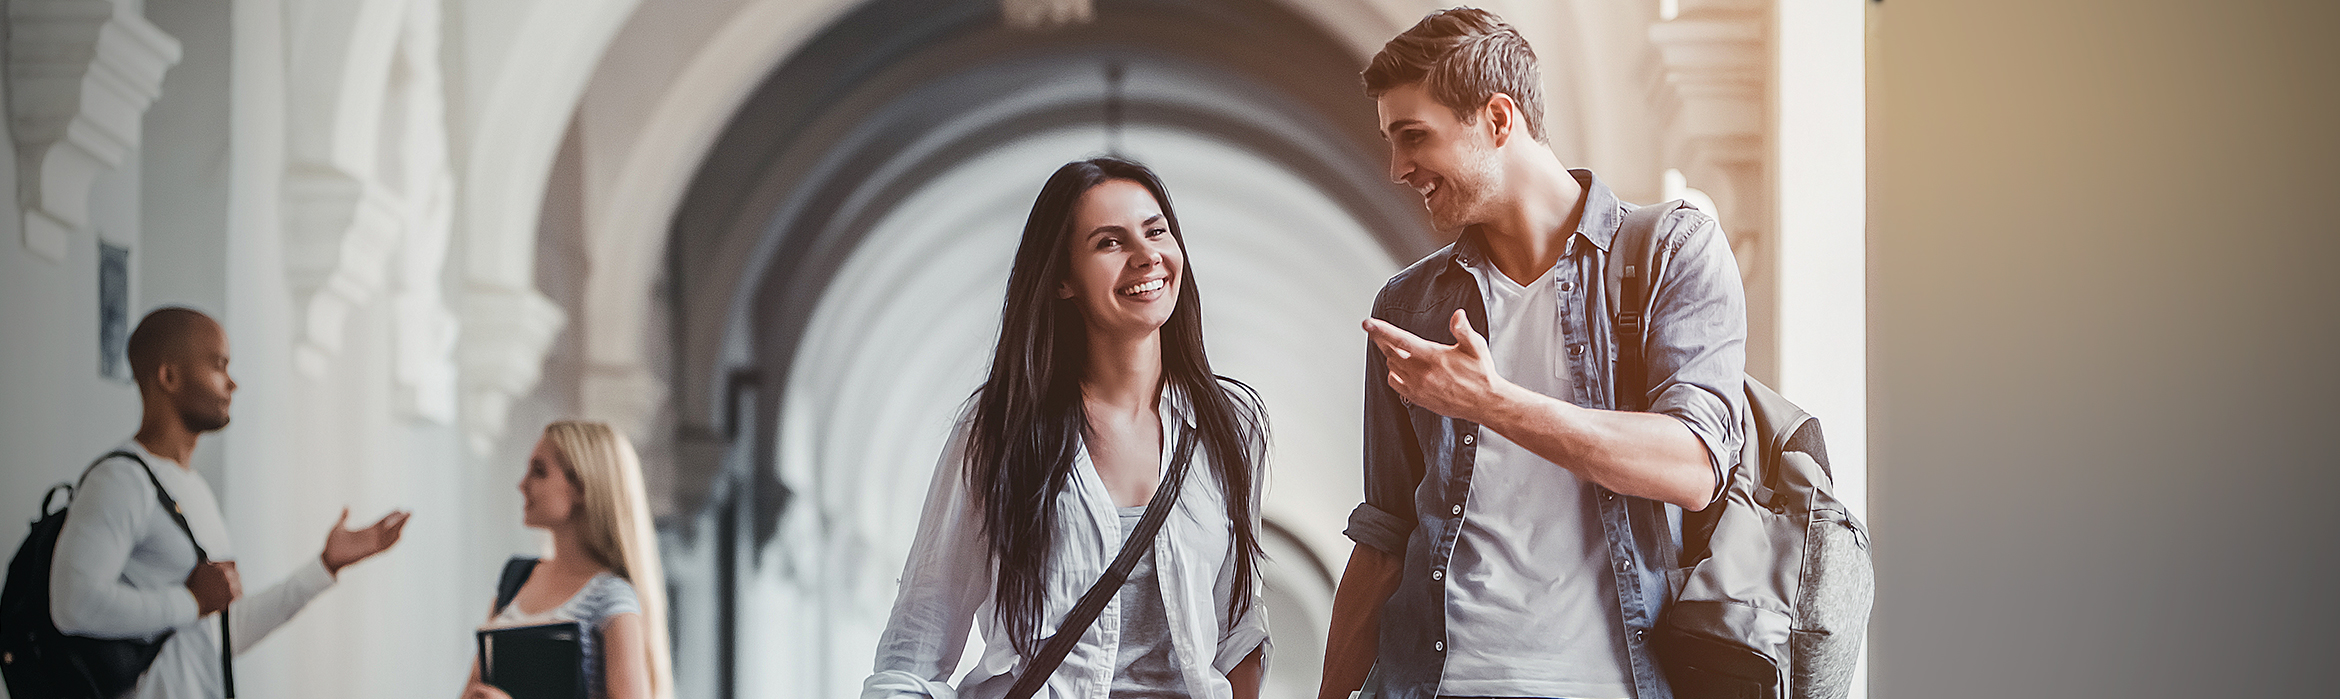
(1440, 258, 1633, 699)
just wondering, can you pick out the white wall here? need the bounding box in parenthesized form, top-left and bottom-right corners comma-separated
(4, 1, 579, 696)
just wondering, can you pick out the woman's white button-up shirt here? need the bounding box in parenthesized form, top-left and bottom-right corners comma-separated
(862, 389, 1269, 699)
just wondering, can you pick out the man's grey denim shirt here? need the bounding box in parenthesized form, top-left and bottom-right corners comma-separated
(1346, 170, 1749, 699)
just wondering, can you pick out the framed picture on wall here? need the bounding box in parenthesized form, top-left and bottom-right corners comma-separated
(99, 240, 129, 382)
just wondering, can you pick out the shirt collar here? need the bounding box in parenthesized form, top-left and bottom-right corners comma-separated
(1158, 382, 1199, 430)
(1445, 168, 1624, 274)
(117, 438, 172, 470)
(1572, 168, 1626, 253)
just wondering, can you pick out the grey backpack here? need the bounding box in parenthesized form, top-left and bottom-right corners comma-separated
(1612, 201, 1875, 699)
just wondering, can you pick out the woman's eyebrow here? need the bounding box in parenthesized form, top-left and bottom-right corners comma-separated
(1089, 214, 1164, 238)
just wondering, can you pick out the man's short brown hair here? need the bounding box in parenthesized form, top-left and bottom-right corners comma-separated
(1363, 7, 1546, 143)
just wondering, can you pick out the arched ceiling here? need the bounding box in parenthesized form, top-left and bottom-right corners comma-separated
(660, 0, 1437, 515)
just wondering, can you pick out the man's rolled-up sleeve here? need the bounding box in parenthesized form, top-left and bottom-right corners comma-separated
(1346, 297, 1426, 556)
(1636, 212, 1750, 506)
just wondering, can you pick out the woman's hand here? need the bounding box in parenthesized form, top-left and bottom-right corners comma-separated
(461, 647, 507, 699)
(460, 681, 512, 699)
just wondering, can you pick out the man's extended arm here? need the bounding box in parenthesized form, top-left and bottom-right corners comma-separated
(1363, 217, 1747, 510)
(1477, 380, 1718, 508)
(228, 508, 407, 655)
(1365, 310, 1717, 508)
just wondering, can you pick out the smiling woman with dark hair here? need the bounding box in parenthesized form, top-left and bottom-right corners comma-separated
(862, 157, 1271, 699)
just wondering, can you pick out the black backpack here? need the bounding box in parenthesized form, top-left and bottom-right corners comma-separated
(0, 451, 229, 699)
(1611, 202, 1876, 699)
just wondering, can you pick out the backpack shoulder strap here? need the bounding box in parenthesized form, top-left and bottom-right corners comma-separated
(493, 557, 541, 614)
(94, 450, 236, 696)
(1608, 200, 1686, 412)
(87, 451, 209, 563)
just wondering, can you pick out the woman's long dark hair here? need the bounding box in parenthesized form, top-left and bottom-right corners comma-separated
(968, 157, 1268, 655)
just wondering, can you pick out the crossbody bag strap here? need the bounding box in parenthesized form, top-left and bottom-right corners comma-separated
(92, 450, 235, 697)
(1003, 427, 1201, 699)
(1608, 201, 1690, 572)
(1608, 201, 1682, 414)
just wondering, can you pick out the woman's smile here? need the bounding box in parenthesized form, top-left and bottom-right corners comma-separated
(1118, 276, 1170, 300)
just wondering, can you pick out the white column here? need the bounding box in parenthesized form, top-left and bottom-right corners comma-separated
(1775, 0, 1867, 695)
(1776, 0, 1868, 516)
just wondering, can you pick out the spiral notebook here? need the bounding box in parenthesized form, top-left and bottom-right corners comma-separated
(476, 621, 587, 699)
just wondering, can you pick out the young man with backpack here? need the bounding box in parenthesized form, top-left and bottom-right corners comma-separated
(1319, 9, 1750, 699)
(7, 307, 410, 699)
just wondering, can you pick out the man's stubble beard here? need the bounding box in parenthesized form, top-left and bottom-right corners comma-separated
(180, 398, 230, 433)
(1431, 143, 1505, 233)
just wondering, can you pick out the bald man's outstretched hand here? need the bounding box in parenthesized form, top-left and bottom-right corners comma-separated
(320, 508, 410, 576)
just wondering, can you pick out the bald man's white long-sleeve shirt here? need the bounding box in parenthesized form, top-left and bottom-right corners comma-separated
(48, 441, 336, 699)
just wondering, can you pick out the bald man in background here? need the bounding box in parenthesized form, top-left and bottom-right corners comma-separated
(47, 307, 412, 699)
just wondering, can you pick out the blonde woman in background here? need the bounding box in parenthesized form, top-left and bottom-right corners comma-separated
(462, 421, 674, 699)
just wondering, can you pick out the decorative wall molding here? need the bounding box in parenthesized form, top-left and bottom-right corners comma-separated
(1648, 7, 1764, 138)
(1646, 0, 1776, 378)
(384, 0, 463, 424)
(580, 361, 667, 443)
(8, 0, 180, 261)
(459, 284, 567, 455)
(276, 0, 410, 375)
(1646, 0, 1769, 244)
(282, 165, 404, 375)
(390, 169, 460, 424)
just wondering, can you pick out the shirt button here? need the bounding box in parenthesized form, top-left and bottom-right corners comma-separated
(1433, 640, 1445, 652)
(1604, 492, 1616, 502)
(1461, 433, 1475, 446)
(1559, 280, 1574, 292)
(1430, 569, 1444, 581)
(1569, 344, 1585, 356)
(1451, 504, 1463, 516)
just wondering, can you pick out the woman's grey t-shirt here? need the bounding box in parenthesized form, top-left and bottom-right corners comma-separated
(1111, 506, 1188, 698)
(489, 560, 643, 699)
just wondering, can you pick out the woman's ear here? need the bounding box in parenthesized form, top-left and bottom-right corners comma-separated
(1057, 279, 1076, 300)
